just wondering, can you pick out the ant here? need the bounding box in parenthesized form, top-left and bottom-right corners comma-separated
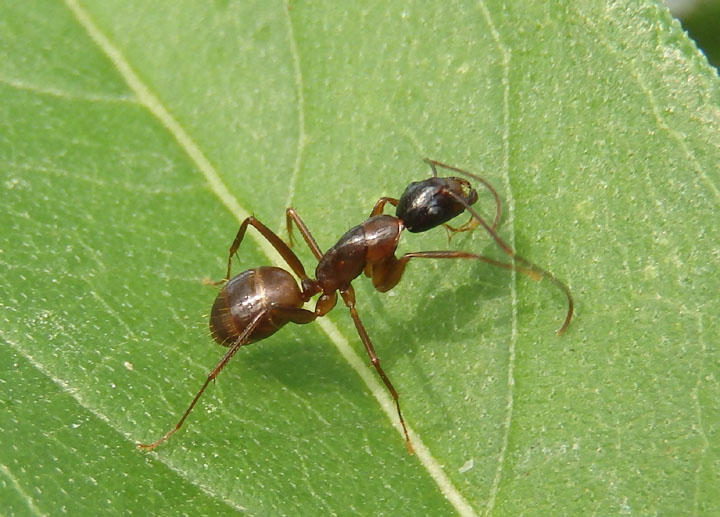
(138, 159, 573, 453)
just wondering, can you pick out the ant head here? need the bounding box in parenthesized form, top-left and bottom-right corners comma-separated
(396, 177, 478, 233)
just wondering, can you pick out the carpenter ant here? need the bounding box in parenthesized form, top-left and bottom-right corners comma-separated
(137, 159, 573, 453)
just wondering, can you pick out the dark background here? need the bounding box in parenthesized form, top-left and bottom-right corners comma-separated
(669, 0, 720, 69)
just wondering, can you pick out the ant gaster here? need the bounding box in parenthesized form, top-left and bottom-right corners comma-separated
(138, 159, 574, 453)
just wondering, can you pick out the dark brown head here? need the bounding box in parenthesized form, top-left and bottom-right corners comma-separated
(395, 177, 478, 233)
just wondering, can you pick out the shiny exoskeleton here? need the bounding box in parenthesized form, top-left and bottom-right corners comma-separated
(138, 159, 573, 452)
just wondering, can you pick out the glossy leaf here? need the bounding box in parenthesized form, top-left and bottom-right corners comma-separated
(1, 1, 718, 514)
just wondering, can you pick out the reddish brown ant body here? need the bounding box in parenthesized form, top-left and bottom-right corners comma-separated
(138, 159, 573, 453)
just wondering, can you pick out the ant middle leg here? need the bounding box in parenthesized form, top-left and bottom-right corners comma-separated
(339, 286, 414, 454)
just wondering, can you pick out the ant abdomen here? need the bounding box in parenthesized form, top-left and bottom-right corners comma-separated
(209, 266, 305, 346)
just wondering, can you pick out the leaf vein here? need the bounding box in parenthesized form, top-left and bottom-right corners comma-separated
(279, 4, 307, 229)
(0, 463, 46, 516)
(479, 2, 517, 515)
(62, 2, 477, 515)
(576, 6, 720, 202)
(0, 75, 137, 104)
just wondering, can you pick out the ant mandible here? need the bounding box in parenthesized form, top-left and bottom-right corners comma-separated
(138, 159, 574, 454)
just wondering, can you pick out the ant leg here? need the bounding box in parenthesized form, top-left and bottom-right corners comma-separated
(441, 218, 481, 243)
(369, 197, 399, 217)
(269, 304, 320, 324)
(424, 158, 501, 230)
(138, 310, 266, 451)
(425, 190, 574, 335)
(339, 286, 414, 454)
(285, 208, 323, 260)
(370, 250, 538, 292)
(220, 216, 311, 283)
(373, 249, 572, 335)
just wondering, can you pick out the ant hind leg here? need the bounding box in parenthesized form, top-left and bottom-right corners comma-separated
(137, 310, 266, 451)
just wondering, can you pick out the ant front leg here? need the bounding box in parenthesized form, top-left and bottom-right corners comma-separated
(445, 191, 574, 334)
(339, 286, 414, 454)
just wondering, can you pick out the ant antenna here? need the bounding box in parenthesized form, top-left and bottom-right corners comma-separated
(424, 158, 502, 231)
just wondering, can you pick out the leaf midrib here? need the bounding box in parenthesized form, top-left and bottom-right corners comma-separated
(62, 0, 479, 514)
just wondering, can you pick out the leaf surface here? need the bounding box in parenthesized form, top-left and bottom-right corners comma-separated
(1, 1, 718, 514)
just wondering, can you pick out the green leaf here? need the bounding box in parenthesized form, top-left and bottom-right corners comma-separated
(2, 0, 718, 514)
